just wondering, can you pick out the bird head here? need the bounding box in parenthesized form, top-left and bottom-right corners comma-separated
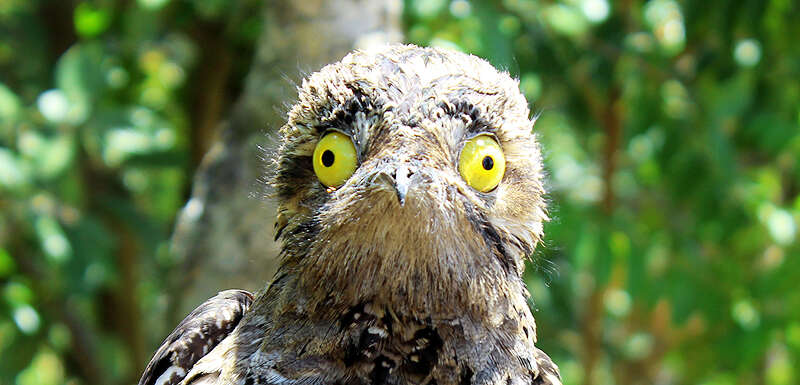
(271, 45, 547, 319)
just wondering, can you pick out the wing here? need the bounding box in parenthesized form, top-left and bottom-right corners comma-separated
(533, 346, 562, 385)
(138, 289, 254, 385)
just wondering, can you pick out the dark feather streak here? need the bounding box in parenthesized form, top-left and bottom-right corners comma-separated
(138, 290, 253, 385)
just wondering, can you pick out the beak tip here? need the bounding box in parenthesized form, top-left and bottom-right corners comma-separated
(395, 186, 409, 207)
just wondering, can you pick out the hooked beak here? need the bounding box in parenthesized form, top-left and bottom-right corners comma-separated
(376, 164, 416, 206)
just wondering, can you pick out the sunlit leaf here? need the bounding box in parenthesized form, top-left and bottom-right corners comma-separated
(410, 0, 447, 19)
(138, 0, 171, 10)
(74, 2, 111, 38)
(0, 83, 20, 129)
(34, 216, 72, 263)
(12, 305, 40, 335)
(15, 347, 64, 385)
(0, 248, 14, 277)
(542, 4, 589, 37)
(3, 280, 34, 307)
(54, 43, 105, 125)
(0, 148, 31, 192)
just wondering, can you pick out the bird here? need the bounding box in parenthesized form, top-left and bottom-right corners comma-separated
(139, 44, 561, 385)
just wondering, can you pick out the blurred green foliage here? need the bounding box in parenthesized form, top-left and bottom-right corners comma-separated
(0, 0, 261, 384)
(0, 0, 799, 384)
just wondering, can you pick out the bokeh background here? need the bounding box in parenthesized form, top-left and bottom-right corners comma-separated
(1, 0, 799, 384)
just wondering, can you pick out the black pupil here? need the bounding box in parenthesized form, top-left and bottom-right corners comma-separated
(482, 156, 494, 170)
(321, 150, 335, 167)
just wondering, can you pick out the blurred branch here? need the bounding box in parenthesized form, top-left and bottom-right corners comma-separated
(37, 0, 77, 63)
(602, 86, 622, 213)
(569, 52, 623, 385)
(566, 14, 626, 385)
(79, 147, 145, 384)
(107, 215, 146, 377)
(580, 288, 605, 385)
(188, 20, 235, 172)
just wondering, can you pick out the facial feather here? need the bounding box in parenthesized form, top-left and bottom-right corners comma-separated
(271, 45, 547, 320)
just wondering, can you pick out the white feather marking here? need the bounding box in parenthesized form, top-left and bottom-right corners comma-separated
(367, 326, 388, 337)
(154, 365, 186, 385)
(544, 373, 562, 385)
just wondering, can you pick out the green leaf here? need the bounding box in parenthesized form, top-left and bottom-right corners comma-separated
(138, 0, 171, 11)
(34, 216, 72, 263)
(0, 248, 14, 277)
(410, 0, 447, 19)
(3, 280, 34, 307)
(74, 2, 111, 38)
(12, 305, 40, 335)
(54, 43, 105, 125)
(0, 83, 20, 129)
(19, 131, 75, 179)
(0, 147, 31, 192)
(15, 347, 64, 385)
(543, 4, 589, 37)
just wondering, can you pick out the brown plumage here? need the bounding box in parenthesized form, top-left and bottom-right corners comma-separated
(139, 44, 560, 385)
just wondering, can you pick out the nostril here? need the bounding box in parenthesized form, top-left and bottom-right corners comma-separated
(393, 165, 415, 182)
(389, 166, 415, 180)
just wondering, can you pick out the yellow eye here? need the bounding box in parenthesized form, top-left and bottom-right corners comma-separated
(458, 134, 506, 192)
(313, 132, 358, 188)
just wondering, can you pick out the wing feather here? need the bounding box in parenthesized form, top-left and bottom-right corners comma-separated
(533, 346, 562, 385)
(138, 289, 254, 385)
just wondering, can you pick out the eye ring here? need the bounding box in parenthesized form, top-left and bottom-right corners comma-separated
(458, 134, 506, 192)
(312, 131, 358, 188)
